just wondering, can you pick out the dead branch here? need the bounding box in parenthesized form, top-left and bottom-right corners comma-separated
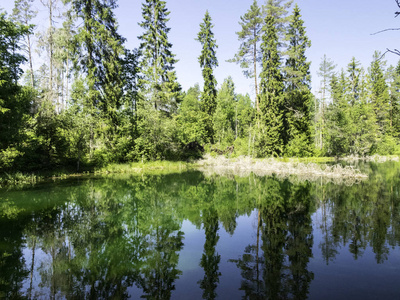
(371, 27, 400, 35)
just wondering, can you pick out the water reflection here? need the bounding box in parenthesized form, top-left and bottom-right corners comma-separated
(0, 162, 400, 298)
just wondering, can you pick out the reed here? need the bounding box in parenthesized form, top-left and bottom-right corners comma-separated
(197, 154, 368, 185)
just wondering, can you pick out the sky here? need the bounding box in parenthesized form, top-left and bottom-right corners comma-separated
(2, 0, 400, 101)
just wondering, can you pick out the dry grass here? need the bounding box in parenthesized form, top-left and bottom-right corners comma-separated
(341, 154, 400, 163)
(197, 154, 368, 185)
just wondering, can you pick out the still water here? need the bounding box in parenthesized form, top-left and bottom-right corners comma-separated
(1, 162, 400, 299)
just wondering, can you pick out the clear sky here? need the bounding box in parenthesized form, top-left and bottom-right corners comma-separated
(2, 0, 400, 101)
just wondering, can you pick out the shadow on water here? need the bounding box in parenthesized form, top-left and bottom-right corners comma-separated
(1, 161, 400, 299)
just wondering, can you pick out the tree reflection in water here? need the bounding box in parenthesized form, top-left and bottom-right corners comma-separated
(230, 178, 314, 299)
(0, 162, 400, 298)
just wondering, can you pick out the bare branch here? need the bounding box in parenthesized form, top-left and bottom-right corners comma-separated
(371, 27, 400, 35)
(378, 48, 400, 60)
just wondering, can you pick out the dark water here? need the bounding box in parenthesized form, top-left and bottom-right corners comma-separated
(1, 162, 400, 299)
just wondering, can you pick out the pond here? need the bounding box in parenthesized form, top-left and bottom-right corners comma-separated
(1, 161, 400, 299)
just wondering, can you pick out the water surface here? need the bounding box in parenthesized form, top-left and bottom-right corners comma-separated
(1, 162, 400, 299)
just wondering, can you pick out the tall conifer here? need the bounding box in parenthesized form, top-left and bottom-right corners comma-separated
(257, 14, 284, 156)
(196, 10, 218, 142)
(138, 0, 181, 113)
(283, 4, 313, 156)
(72, 0, 125, 118)
(369, 51, 390, 135)
(230, 0, 263, 111)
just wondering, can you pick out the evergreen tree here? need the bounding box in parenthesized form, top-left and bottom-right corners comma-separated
(196, 10, 218, 143)
(229, 0, 263, 111)
(369, 51, 390, 135)
(388, 61, 400, 139)
(283, 4, 313, 156)
(257, 14, 284, 157)
(71, 0, 126, 159)
(138, 0, 181, 113)
(72, 0, 125, 116)
(347, 57, 361, 106)
(263, 0, 293, 42)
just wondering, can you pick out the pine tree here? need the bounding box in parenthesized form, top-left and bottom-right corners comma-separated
(283, 4, 313, 156)
(257, 14, 284, 157)
(263, 0, 293, 42)
(196, 10, 218, 142)
(138, 0, 181, 113)
(229, 0, 263, 111)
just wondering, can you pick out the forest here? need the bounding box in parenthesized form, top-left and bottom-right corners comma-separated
(1, 0, 400, 173)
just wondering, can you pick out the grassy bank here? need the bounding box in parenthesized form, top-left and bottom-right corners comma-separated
(2, 154, 398, 188)
(94, 160, 193, 175)
(197, 154, 369, 185)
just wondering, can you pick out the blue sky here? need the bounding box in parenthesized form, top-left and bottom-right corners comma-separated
(2, 0, 400, 101)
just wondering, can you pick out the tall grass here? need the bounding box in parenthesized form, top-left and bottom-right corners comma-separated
(0, 172, 43, 188)
(94, 161, 191, 175)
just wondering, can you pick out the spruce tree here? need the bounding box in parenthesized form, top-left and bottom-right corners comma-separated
(71, 0, 126, 158)
(257, 14, 284, 157)
(263, 0, 293, 42)
(72, 0, 125, 114)
(347, 57, 361, 105)
(369, 51, 390, 135)
(138, 0, 181, 113)
(229, 0, 263, 111)
(388, 61, 400, 138)
(283, 4, 313, 156)
(196, 10, 218, 143)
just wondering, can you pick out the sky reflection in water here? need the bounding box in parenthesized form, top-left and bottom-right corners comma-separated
(1, 162, 400, 299)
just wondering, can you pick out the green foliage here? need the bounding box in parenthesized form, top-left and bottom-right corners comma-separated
(213, 77, 236, 145)
(369, 51, 390, 135)
(197, 10, 218, 142)
(133, 102, 182, 161)
(176, 84, 208, 145)
(257, 14, 285, 157)
(138, 0, 182, 112)
(229, 0, 263, 110)
(71, 0, 125, 123)
(283, 4, 313, 156)
(230, 0, 263, 79)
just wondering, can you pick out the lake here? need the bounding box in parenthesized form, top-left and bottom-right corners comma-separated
(1, 161, 400, 299)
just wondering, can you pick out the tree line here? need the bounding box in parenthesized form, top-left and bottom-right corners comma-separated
(0, 0, 399, 172)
